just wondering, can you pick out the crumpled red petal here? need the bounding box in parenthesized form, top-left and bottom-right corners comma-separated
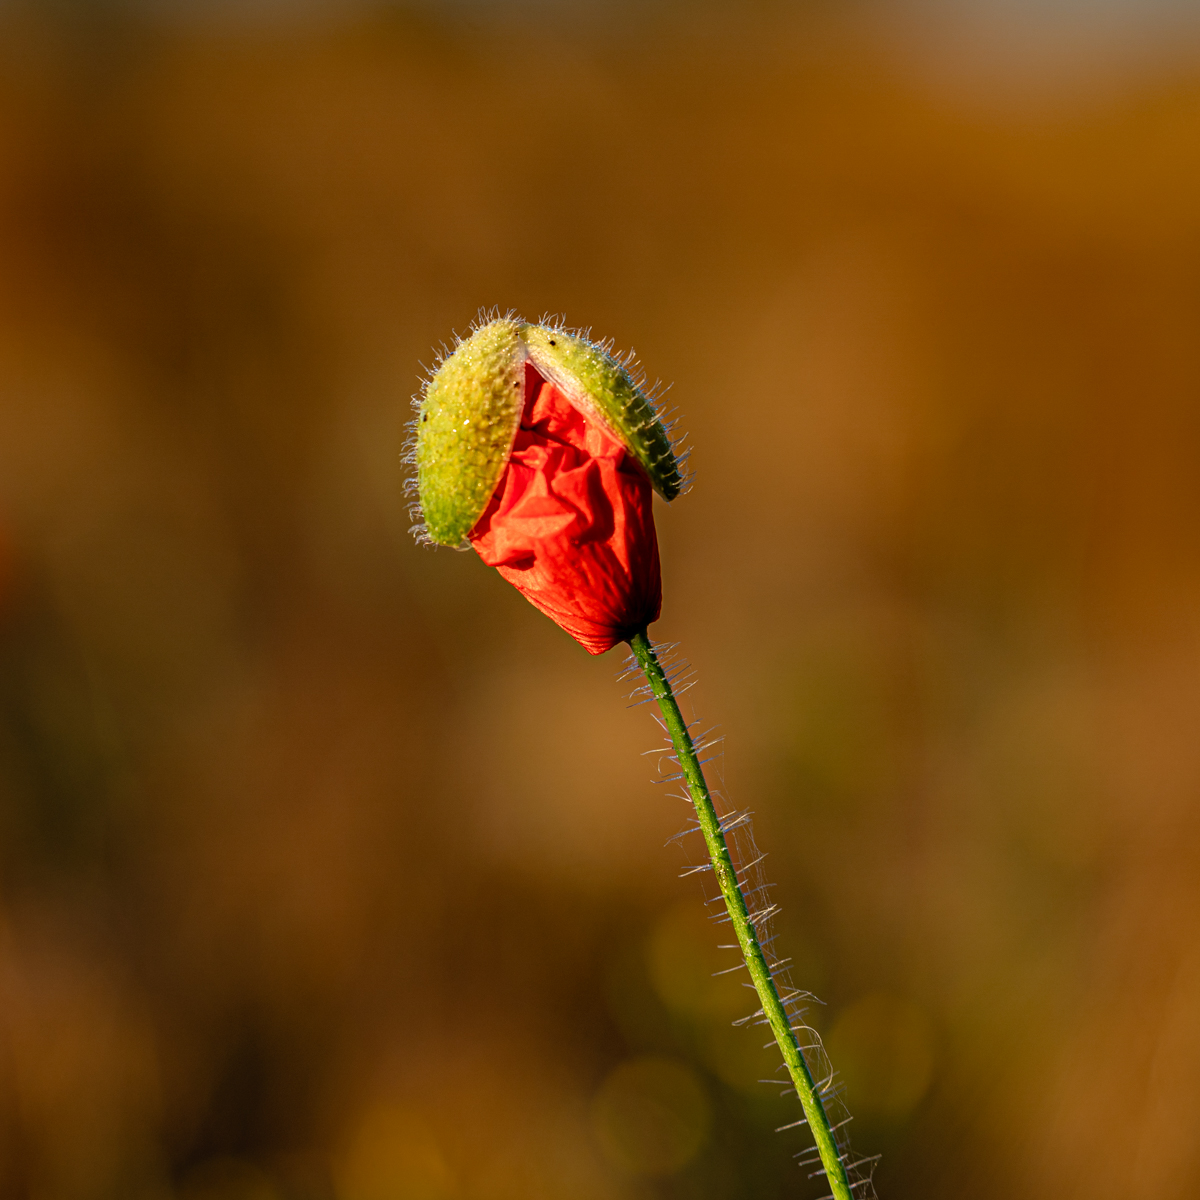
(468, 363, 662, 654)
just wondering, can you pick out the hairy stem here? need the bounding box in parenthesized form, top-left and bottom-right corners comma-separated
(629, 628, 855, 1200)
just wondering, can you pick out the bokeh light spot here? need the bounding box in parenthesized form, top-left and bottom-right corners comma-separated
(826, 994, 935, 1122)
(591, 1057, 711, 1177)
(337, 1104, 454, 1200)
(645, 901, 746, 1021)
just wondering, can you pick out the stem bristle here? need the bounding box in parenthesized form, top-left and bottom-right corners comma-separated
(624, 630, 878, 1200)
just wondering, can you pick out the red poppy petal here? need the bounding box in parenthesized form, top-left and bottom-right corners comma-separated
(469, 364, 662, 654)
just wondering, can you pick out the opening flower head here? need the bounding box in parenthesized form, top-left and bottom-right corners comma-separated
(411, 315, 685, 653)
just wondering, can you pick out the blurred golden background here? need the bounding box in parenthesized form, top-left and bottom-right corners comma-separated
(2, 1, 1200, 1197)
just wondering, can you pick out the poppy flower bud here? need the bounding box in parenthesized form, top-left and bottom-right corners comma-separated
(413, 316, 684, 653)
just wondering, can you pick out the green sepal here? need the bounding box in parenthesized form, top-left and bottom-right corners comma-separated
(415, 318, 525, 546)
(522, 324, 684, 500)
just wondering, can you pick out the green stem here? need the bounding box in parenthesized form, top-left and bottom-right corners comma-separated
(629, 628, 855, 1200)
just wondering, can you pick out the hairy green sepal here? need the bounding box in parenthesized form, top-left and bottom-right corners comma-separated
(522, 325, 683, 501)
(415, 318, 683, 546)
(416, 319, 525, 546)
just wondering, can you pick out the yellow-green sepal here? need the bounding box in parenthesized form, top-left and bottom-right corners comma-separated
(415, 318, 525, 546)
(522, 324, 683, 500)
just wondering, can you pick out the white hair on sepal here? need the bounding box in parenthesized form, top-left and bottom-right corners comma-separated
(400, 391, 430, 544)
(469, 303, 520, 335)
(402, 343, 445, 539)
(648, 398, 695, 498)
